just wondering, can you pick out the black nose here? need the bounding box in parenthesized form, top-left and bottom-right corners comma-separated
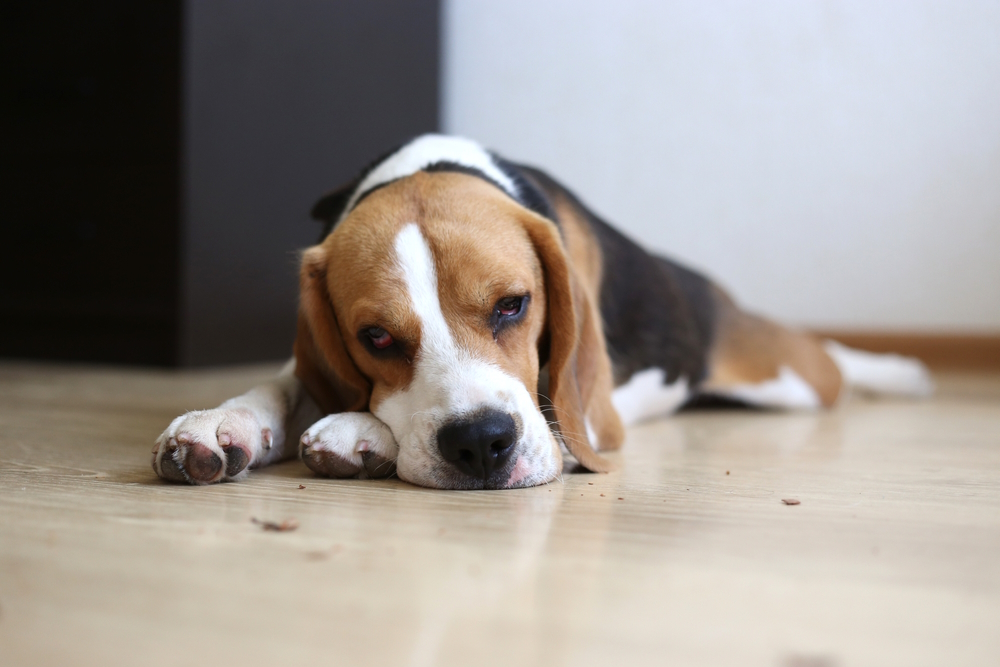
(436, 409, 518, 480)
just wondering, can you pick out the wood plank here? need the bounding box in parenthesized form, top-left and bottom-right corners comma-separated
(1, 362, 999, 665)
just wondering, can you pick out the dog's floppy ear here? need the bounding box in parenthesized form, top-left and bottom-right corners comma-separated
(294, 245, 371, 413)
(521, 214, 623, 473)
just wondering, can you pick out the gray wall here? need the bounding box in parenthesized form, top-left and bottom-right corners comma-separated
(445, 0, 1000, 333)
(182, 0, 439, 365)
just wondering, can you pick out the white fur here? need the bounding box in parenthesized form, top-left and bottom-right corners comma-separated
(612, 368, 691, 426)
(152, 360, 317, 483)
(300, 412, 398, 469)
(825, 340, 935, 397)
(372, 224, 560, 488)
(584, 417, 598, 449)
(153, 411, 232, 484)
(340, 135, 518, 223)
(714, 366, 822, 409)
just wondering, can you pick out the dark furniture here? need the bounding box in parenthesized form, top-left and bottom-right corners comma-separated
(1, 0, 440, 366)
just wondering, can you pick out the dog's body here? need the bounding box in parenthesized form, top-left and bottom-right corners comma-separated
(152, 135, 932, 489)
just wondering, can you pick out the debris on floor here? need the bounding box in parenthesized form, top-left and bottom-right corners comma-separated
(251, 517, 300, 531)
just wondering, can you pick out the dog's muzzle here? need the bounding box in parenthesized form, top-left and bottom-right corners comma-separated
(436, 408, 518, 481)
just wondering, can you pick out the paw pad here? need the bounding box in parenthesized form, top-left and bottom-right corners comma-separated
(153, 408, 267, 485)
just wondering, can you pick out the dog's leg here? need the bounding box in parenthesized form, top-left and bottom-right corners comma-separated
(823, 340, 934, 397)
(152, 360, 321, 484)
(299, 412, 399, 479)
(611, 368, 692, 426)
(698, 296, 844, 409)
(699, 288, 934, 408)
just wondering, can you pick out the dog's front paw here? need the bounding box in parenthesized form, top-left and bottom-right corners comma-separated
(300, 413, 398, 479)
(152, 408, 271, 484)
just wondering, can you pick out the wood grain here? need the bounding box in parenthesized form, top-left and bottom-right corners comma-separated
(1, 362, 998, 666)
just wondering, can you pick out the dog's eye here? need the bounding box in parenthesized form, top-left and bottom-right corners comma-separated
(496, 296, 523, 317)
(367, 327, 394, 349)
(491, 295, 528, 339)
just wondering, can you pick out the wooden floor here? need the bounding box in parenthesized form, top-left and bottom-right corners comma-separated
(1, 362, 998, 667)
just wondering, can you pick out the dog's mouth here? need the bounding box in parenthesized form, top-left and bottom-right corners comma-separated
(394, 426, 560, 490)
(429, 454, 522, 490)
(377, 384, 562, 490)
(416, 450, 550, 490)
(423, 407, 530, 490)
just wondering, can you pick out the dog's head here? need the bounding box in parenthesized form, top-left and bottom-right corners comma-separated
(295, 138, 617, 489)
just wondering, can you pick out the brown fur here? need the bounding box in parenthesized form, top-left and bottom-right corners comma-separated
(547, 188, 624, 452)
(295, 248, 371, 413)
(519, 213, 621, 472)
(703, 286, 843, 407)
(296, 172, 621, 471)
(298, 166, 843, 475)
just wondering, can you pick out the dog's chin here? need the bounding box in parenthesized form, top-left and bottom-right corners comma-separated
(396, 450, 560, 490)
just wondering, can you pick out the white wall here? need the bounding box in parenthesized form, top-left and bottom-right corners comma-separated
(443, 0, 1000, 332)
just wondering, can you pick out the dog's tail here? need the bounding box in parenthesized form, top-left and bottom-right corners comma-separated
(824, 340, 935, 397)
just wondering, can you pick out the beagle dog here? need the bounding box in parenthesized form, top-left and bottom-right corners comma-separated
(152, 135, 933, 489)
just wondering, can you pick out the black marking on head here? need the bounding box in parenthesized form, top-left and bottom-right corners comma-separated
(310, 180, 357, 238)
(491, 156, 557, 222)
(422, 160, 511, 194)
(309, 138, 558, 242)
(310, 142, 406, 241)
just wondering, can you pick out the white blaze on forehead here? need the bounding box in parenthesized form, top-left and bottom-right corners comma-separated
(393, 223, 455, 359)
(377, 223, 561, 489)
(340, 134, 519, 224)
